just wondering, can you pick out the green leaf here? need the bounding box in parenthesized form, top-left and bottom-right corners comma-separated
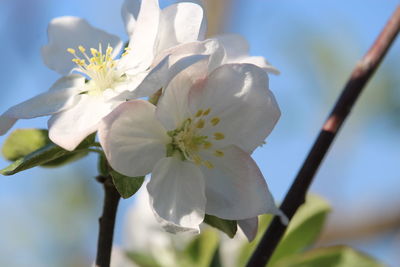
(273, 246, 384, 267)
(181, 228, 220, 267)
(268, 194, 331, 266)
(126, 251, 161, 267)
(1, 130, 95, 175)
(2, 128, 50, 161)
(110, 170, 144, 199)
(236, 214, 273, 267)
(203, 214, 237, 238)
(237, 195, 331, 267)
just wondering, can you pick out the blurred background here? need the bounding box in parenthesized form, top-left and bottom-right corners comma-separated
(0, 0, 399, 266)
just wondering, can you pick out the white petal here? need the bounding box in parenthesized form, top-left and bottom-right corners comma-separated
(215, 34, 250, 60)
(147, 156, 206, 233)
(124, 0, 160, 69)
(156, 2, 204, 53)
(0, 75, 83, 135)
(121, 0, 141, 36)
(215, 34, 280, 74)
(48, 94, 118, 151)
(49, 74, 85, 91)
(236, 56, 280, 75)
(189, 63, 281, 153)
(99, 100, 170, 177)
(42, 16, 122, 75)
(238, 217, 258, 242)
(130, 53, 208, 99)
(201, 145, 282, 220)
(154, 39, 225, 77)
(155, 61, 202, 130)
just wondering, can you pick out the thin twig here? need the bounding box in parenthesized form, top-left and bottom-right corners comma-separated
(95, 175, 121, 267)
(247, 6, 400, 267)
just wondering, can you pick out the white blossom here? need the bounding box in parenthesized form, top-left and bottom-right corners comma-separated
(99, 61, 286, 233)
(0, 0, 206, 150)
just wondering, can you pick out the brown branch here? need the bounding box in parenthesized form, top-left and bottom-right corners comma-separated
(247, 5, 400, 267)
(95, 175, 121, 267)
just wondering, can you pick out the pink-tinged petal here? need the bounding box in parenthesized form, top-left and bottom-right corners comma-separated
(238, 217, 258, 242)
(0, 75, 83, 135)
(215, 34, 280, 74)
(42, 16, 122, 75)
(99, 100, 170, 177)
(121, 0, 141, 36)
(156, 2, 204, 53)
(236, 56, 280, 75)
(189, 63, 280, 153)
(48, 94, 118, 151)
(215, 34, 250, 60)
(124, 0, 160, 70)
(154, 39, 225, 77)
(147, 156, 206, 233)
(129, 54, 208, 99)
(201, 145, 283, 220)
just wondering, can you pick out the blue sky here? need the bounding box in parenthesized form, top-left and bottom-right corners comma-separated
(0, 0, 399, 266)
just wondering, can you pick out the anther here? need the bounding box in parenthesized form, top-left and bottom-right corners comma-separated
(211, 117, 220, 126)
(214, 150, 224, 157)
(213, 132, 225, 140)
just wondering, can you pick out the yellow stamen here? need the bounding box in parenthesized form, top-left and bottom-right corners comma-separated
(196, 119, 205, 129)
(213, 132, 225, 140)
(203, 108, 211, 116)
(195, 109, 203, 117)
(214, 150, 224, 157)
(211, 117, 220, 126)
(78, 46, 86, 53)
(204, 161, 214, 169)
(203, 141, 212, 149)
(67, 48, 76, 54)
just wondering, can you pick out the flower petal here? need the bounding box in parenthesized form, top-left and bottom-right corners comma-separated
(99, 100, 170, 177)
(156, 2, 205, 53)
(48, 94, 119, 151)
(42, 16, 122, 75)
(238, 217, 258, 242)
(124, 0, 160, 70)
(189, 63, 280, 153)
(129, 53, 208, 99)
(121, 0, 141, 36)
(201, 145, 282, 220)
(0, 75, 83, 135)
(215, 34, 280, 74)
(147, 156, 206, 233)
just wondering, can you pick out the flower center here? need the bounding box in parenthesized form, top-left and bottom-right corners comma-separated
(67, 44, 130, 94)
(167, 108, 225, 169)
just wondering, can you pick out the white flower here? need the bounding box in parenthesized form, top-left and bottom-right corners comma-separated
(0, 0, 206, 150)
(99, 62, 286, 233)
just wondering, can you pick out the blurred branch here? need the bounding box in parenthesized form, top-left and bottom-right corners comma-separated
(95, 175, 120, 267)
(203, 0, 231, 36)
(320, 210, 400, 242)
(247, 5, 400, 267)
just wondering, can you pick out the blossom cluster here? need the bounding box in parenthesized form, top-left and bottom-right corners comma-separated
(0, 0, 285, 240)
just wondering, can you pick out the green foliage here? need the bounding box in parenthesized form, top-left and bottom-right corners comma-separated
(203, 214, 237, 238)
(268, 195, 331, 266)
(237, 195, 330, 267)
(237, 214, 273, 267)
(181, 228, 220, 267)
(0, 129, 95, 175)
(273, 246, 384, 267)
(110, 170, 145, 199)
(126, 251, 161, 267)
(2, 128, 49, 161)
